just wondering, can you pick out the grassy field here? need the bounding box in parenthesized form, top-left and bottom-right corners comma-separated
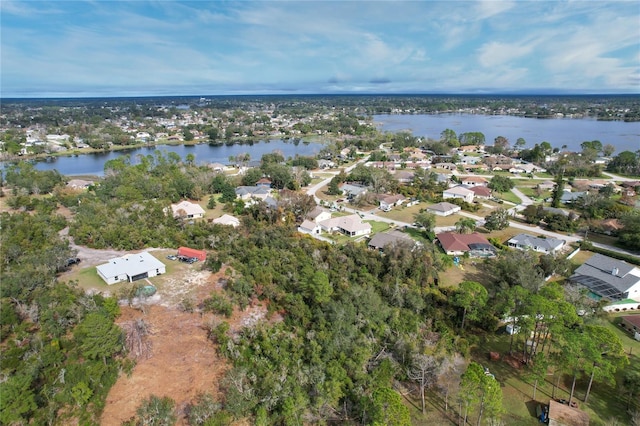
(494, 190, 522, 204)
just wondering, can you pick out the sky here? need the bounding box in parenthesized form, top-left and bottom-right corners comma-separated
(1, 0, 639, 98)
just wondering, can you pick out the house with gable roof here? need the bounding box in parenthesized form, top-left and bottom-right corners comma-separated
(318, 214, 371, 237)
(436, 232, 496, 257)
(569, 253, 640, 301)
(426, 202, 461, 217)
(96, 252, 165, 285)
(507, 233, 566, 254)
(169, 201, 205, 219)
(443, 186, 475, 203)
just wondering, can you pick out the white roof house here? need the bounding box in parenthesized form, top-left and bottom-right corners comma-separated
(426, 202, 461, 216)
(318, 214, 371, 237)
(306, 206, 332, 224)
(298, 219, 322, 235)
(169, 201, 205, 219)
(96, 252, 166, 285)
(443, 186, 475, 203)
(212, 214, 240, 228)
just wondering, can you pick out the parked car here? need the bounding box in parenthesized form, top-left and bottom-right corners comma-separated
(177, 255, 189, 262)
(186, 257, 198, 264)
(166, 255, 178, 260)
(65, 257, 81, 267)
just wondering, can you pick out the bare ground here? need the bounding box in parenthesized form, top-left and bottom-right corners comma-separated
(101, 266, 279, 425)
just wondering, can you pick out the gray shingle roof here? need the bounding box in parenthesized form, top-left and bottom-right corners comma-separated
(508, 233, 565, 252)
(570, 253, 640, 299)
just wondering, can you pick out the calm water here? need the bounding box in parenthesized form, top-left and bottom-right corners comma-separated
(29, 139, 324, 176)
(374, 114, 640, 153)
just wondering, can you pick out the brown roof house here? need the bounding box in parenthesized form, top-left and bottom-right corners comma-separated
(469, 186, 492, 199)
(436, 232, 496, 257)
(460, 176, 488, 187)
(620, 315, 640, 341)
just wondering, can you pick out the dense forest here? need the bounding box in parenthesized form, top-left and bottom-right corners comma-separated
(1, 152, 639, 425)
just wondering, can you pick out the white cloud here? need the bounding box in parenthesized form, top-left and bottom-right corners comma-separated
(476, 41, 534, 68)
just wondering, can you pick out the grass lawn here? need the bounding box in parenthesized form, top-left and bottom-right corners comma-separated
(435, 214, 462, 227)
(438, 261, 490, 289)
(495, 190, 522, 204)
(194, 194, 226, 220)
(366, 220, 392, 234)
(382, 203, 425, 223)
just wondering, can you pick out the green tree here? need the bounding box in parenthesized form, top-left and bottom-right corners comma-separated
(483, 208, 509, 231)
(74, 312, 123, 365)
(455, 217, 476, 234)
(551, 171, 565, 208)
(583, 325, 628, 403)
(453, 281, 488, 331)
(134, 395, 177, 426)
(460, 362, 503, 426)
(0, 373, 37, 425)
(413, 211, 436, 235)
(370, 387, 411, 426)
(488, 175, 515, 193)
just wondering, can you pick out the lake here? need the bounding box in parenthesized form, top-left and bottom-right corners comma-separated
(373, 114, 640, 153)
(29, 139, 325, 176)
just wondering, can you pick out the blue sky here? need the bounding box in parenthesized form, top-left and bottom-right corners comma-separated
(2, 1, 639, 97)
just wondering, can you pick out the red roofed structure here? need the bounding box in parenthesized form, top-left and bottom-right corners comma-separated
(469, 186, 492, 199)
(436, 232, 496, 257)
(177, 247, 207, 261)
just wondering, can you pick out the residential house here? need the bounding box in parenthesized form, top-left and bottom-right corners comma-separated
(319, 214, 371, 237)
(436, 232, 496, 257)
(537, 180, 556, 191)
(434, 162, 457, 171)
(443, 186, 475, 203)
(460, 176, 488, 187)
(469, 186, 492, 199)
(235, 186, 271, 203)
(212, 214, 241, 228)
(256, 178, 272, 188)
(66, 179, 93, 190)
(620, 316, 640, 341)
(96, 252, 165, 285)
(368, 230, 416, 252)
(560, 191, 587, 204)
(426, 202, 461, 217)
(207, 162, 226, 172)
(340, 183, 368, 200)
(169, 201, 205, 219)
(507, 233, 566, 254)
(306, 206, 332, 223)
(569, 253, 640, 301)
(298, 219, 322, 235)
(458, 155, 482, 165)
(318, 159, 336, 169)
(378, 194, 406, 212)
(394, 170, 415, 184)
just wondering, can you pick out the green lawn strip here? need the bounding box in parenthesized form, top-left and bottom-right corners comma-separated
(494, 190, 522, 204)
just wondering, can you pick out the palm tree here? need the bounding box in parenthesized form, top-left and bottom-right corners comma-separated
(455, 217, 476, 234)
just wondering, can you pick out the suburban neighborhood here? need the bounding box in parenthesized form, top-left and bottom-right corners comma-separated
(2, 95, 640, 426)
